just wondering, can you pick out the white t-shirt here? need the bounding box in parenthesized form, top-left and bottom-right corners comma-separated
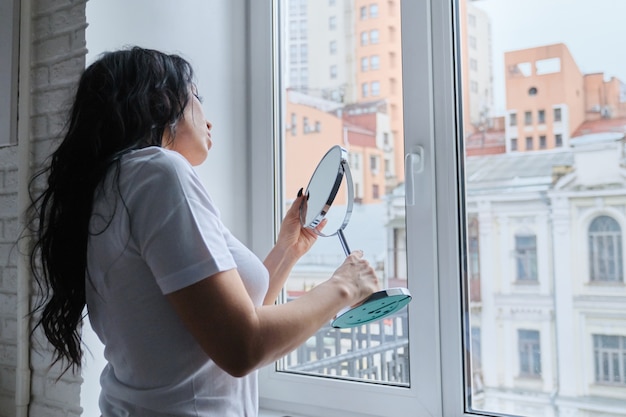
(86, 147, 269, 416)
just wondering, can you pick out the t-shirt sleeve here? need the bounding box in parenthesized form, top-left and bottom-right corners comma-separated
(127, 151, 237, 294)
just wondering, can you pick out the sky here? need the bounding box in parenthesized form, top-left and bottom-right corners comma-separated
(472, 0, 626, 114)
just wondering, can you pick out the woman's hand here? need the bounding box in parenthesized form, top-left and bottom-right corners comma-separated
(275, 188, 326, 259)
(330, 250, 379, 306)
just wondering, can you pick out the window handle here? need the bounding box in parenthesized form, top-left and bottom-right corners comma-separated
(405, 147, 424, 206)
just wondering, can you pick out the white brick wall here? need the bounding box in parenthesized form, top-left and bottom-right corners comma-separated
(0, 0, 87, 416)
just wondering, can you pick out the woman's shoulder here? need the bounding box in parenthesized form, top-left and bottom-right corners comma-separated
(121, 147, 194, 179)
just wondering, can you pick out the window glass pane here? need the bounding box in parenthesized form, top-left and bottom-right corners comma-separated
(278, 0, 408, 386)
(460, 0, 626, 414)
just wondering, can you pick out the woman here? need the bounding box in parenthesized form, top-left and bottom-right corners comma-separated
(27, 47, 378, 416)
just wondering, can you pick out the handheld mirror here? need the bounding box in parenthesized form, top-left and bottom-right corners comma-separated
(300, 145, 412, 328)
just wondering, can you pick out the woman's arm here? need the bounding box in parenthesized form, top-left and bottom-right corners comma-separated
(166, 250, 377, 377)
(262, 190, 326, 304)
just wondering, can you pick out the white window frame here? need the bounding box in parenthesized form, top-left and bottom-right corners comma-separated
(249, 1, 467, 416)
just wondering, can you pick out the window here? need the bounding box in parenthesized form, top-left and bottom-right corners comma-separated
(329, 16, 336, 30)
(468, 13, 476, 27)
(370, 55, 380, 70)
(300, 44, 308, 63)
(528, 86, 538, 96)
(303, 116, 309, 133)
(594, 335, 626, 385)
(518, 330, 541, 377)
(329, 40, 337, 54)
(470, 58, 477, 71)
(510, 137, 518, 151)
(289, 45, 297, 64)
(330, 65, 337, 79)
(361, 82, 369, 98)
(370, 29, 379, 44)
(515, 235, 538, 281)
(254, 1, 626, 416)
(290, 113, 297, 136)
(525, 136, 533, 150)
(538, 109, 545, 124)
(469, 35, 477, 49)
(361, 57, 368, 71)
(371, 80, 380, 96)
(555, 133, 563, 147)
(360, 5, 367, 20)
(370, 4, 379, 18)
(539, 135, 546, 149)
(360, 31, 368, 46)
(589, 216, 623, 282)
(554, 107, 562, 122)
(370, 155, 378, 172)
(300, 19, 307, 38)
(524, 110, 532, 125)
(509, 112, 517, 126)
(372, 184, 380, 199)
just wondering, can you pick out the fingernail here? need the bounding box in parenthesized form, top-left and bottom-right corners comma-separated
(306, 191, 310, 201)
(297, 187, 303, 197)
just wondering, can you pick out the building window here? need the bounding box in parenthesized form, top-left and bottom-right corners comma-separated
(510, 112, 517, 126)
(289, 20, 298, 40)
(589, 215, 623, 282)
(300, 19, 307, 38)
(538, 109, 545, 124)
(314, 121, 321, 132)
(303, 116, 310, 133)
(515, 235, 538, 281)
(300, 44, 308, 63)
(371, 81, 380, 96)
(361, 57, 368, 71)
(290, 113, 297, 136)
(330, 65, 337, 79)
(470, 58, 477, 71)
(361, 31, 368, 46)
(555, 133, 563, 147)
(518, 330, 541, 377)
(539, 135, 547, 149)
(329, 40, 337, 54)
(360, 5, 367, 19)
(524, 110, 532, 125)
(469, 35, 477, 49)
(470, 81, 478, 93)
(370, 29, 380, 44)
(362, 82, 369, 98)
(528, 87, 538, 96)
(594, 335, 626, 385)
(329, 16, 337, 30)
(370, 155, 378, 172)
(468, 13, 476, 27)
(289, 45, 297, 64)
(525, 136, 533, 150)
(372, 183, 380, 199)
(370, 55, 380, 70)
(329, 0, 335, 5)
(554, 107, 562, 122)
(370, 4, 379, 18)
(510, 137, 518, 151)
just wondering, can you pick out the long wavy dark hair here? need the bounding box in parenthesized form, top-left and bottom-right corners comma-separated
(27, 46, 195, 373)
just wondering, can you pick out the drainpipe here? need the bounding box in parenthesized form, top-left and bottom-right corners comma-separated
(16, 0, 33, 415)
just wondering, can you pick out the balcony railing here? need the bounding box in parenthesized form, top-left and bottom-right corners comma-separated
(280, 310, 410, 385)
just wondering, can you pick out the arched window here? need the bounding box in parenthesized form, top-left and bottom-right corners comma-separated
(589, 215, 623, 282)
